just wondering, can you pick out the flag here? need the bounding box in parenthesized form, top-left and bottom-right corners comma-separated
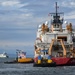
(48, 13, 50, 16)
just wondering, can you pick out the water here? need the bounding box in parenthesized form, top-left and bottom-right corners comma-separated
(0, 58, 75, 75)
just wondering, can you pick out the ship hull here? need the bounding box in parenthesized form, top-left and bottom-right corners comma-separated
(34, 57, 75, 67)
(4, 58, 34, 64)
(18, 58, 33, 63)
(33, 57, 56, 67)
(33, 62, 56, 67)
(52, 57, 75, 66)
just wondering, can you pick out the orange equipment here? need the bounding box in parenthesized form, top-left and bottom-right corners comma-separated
(48, 39, 67, 57)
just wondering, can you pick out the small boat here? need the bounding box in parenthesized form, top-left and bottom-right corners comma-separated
(4, 50, 33, 63)
(0, 52, 9, 58)
(16, 50, 33, 63)
(33, 2, 75, 67)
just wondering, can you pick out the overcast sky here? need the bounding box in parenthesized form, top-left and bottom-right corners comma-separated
(0, 0, 75, 56)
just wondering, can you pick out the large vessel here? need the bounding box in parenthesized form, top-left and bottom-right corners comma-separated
(0, 52, 8, 58)
(34, 2, 75, 67)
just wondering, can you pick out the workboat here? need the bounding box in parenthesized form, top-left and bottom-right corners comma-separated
(16, 50, 33, 63)
(4, 50, 33, 63)
(33, 2, 75, 67)
(0, 52, 9, 58)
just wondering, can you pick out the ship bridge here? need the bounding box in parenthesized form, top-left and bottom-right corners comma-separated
(50, 2, 64, 33)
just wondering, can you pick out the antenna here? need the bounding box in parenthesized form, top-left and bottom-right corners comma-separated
(56, 2, 57, 16)
(55, 2, 59, 19)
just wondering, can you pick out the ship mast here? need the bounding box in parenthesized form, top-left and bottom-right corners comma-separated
(56, 2, 58, 19)
(50, 2, 64, 32)
(55, 2, 58, 24)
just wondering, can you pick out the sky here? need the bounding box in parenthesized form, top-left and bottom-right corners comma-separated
(0, 0, 75, 57)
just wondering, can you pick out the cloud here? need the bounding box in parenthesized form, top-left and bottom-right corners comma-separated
(0, 0, 51, 28)
(60, 0, 75, 8)
(64, 10, 75, 20)
(0, 40, 34, 54)
(0, 0, 29, 8)
(65, 15, 75, 20)
(0, 0, 35, 28)
(0, 12, 34, 24)
(0, 41, 33, 48)
(1, 1, 19, 6)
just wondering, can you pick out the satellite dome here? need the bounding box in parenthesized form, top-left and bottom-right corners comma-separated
(64, 21, 68, 24)
(38, 24, 42, 28)
(45, 21, 49, 25)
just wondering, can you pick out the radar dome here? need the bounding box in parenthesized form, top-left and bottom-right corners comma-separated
(64, 21, 68, 24)
(45, 21, 49, 25)
(38, 24, 42, 28)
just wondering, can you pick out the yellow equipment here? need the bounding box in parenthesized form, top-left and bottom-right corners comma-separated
(48, 39, 67, 57)
(48, 59, 52, 63)
(18, 58, 33, 63)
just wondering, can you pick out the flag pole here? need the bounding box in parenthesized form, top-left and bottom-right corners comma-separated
(48, 13, 51, 30)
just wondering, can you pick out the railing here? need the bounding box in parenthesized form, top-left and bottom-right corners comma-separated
(36, 41, 72, 48)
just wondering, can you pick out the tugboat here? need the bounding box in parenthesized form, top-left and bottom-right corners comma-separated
(4, 50, 33, 63)
(33, 2, 75, 67)
(16, 50, 33, 63)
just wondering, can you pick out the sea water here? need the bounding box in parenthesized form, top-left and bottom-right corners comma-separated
(0, 58, 75, 75)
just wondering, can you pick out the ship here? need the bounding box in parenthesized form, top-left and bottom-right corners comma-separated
(0, 52, 9, 58)
(16, 50, 33, 63)
(4, 50, 33, 63)
(33, 2, 75, 67)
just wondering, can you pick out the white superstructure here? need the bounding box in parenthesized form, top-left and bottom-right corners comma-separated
(35, 20, 74, 48)
(34, 2, 75, 57)
(0, 52, 8, 58)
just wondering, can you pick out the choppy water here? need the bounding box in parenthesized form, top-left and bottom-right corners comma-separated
(0, 58, 75, 75)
